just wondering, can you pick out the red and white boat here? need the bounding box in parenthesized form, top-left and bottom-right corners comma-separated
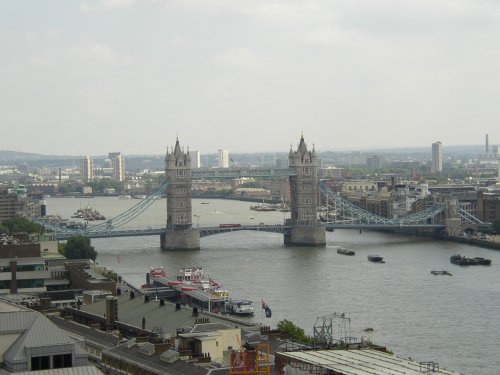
(141, 266, 167, 289)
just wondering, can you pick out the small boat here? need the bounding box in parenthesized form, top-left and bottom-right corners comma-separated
(431, 270, 452, 276)
(225, 299, 254, 316)
(363, 327, 374, 332)
(201, 202, 210, 204)
(337, 248, 355, 256)
(368, 255, 384, 263)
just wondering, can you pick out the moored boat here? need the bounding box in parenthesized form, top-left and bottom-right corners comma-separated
(450, 254, 491, 266)
(368, 255, 384, 263)
(225, 299, 254, 316)
(337, 248, 355, 256)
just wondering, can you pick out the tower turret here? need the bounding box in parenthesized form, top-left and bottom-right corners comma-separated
(161, 138, 200, 250)
(285, 135, 325, 247)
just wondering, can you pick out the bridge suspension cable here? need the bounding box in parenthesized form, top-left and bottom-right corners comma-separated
(35, 180, 169, 236)
(319, 182, 444, 226)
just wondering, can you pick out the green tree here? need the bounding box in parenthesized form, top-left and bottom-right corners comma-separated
(63, 235, 97, 260)
(1, 216, 43, 234)
(277, 319, 312, 344)
(90, 178, 121, 193)
(59, 181, 83, 194)
(0, 223, 9, 234)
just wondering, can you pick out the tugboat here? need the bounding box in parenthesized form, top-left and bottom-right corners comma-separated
(368, 255, 385, 263)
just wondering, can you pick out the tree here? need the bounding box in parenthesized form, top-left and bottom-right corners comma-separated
(63, 235, 97, 260)
(277, 319, 312, 344)
(1, 216, 43, 234)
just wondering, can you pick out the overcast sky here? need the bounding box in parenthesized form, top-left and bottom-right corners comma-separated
(1, 0, 499, 156)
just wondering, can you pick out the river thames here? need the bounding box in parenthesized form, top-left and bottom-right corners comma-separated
(46, 196, 500, 375)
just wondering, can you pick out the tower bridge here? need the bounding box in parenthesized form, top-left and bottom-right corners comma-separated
(161, 135, 325, 249)
(35, 135, 490, 246)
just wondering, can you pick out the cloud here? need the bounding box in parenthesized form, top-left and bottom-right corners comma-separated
(80, 0, 135, 12)
(67, 42, 115, 62)
(212, 47, 268, 71)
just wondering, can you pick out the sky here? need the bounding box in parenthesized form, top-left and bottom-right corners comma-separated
(1, 0, 499, 156)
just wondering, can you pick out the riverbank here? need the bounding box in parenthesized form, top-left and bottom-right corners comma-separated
(436, 233, 500, 250)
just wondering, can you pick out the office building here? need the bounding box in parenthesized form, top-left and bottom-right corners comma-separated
(431, 141, 443, 173)
(80, 156, 94, 182)
(218, 149, 229, 168)
(0, 186, 24, 223)
(108, 152, 125, 182)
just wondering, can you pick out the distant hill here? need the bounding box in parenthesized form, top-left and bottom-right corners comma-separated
(0, 150, 87, 160)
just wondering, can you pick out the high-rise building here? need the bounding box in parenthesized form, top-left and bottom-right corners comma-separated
(192, 150, 201, 169)
(485, 133, 489, 153)
(431, 141, 443, 173)
(80, 156, 94, 182)
(218, 149, 229, 168)
(109, 152, 125, 182)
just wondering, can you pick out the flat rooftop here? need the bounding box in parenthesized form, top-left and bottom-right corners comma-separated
(278, 349, 463, 375)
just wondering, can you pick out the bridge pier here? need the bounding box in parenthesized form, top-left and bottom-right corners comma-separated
(161, 229, 200, 250)
(284, 225, 325, 247)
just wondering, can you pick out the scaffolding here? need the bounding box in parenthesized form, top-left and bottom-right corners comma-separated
(313, 313, 355, 349)
(229, 343, 271, 375)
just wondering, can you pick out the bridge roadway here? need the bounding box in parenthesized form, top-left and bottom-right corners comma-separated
(50, 223, 445, 240)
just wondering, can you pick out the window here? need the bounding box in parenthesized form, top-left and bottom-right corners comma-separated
(31, 356, 50, 371)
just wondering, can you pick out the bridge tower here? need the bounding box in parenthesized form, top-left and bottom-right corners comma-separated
(285, 135, 326, 246)
(160, 138, 200, 250)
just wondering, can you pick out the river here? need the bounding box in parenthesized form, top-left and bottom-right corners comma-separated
(46, 196, 500, 374)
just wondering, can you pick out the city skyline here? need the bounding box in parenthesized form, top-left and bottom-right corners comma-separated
(1, 1, 500, 155)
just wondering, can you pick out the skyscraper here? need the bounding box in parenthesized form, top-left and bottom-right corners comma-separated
(431, 141, 442, 173)
(218, 149, 229, 168)
(80, 156, 94, 182)
(109, 152, 125, 182)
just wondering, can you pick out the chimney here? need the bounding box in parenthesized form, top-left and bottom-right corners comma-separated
(105, 296, 118, 328)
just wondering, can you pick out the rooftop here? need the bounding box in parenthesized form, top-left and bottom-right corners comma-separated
(278, 349, 463, 375)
